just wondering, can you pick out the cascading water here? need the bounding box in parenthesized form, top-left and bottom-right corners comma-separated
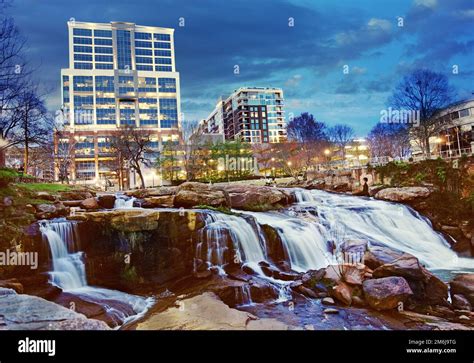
(242, 210, 333, 272)
(40, 219, 152, 326)
(114, 194, 136, 209)
(291, 189, 474, 271)
(195, 211, 268, 275)
(40, 220, 87, 289)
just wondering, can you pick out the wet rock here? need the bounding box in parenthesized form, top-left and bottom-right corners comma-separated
(0, 279, 23, 294)
(373, 254, 448, 305)
(242, 265, 258, 275)
(223, 184, 292, 211)
(322, 297, 335, 305)
(363, 276, 413, 311)
(273, 271, 299, 281)
(450, 274, 474, 306)
(136, 292, 293, 330)
(322, 266, 342, 287)
(374, 187, 431, 202)
(142, 195, 175, 208)
(352, 296, 366, 307)
(341, 239, 367, 255)
(80, 197, 99, 210)
(452, 294, 472, 311)
(97, 195, 116, 209)
(363, 246, 404, 270)
(330, 281, 352, 306)
(323, 308, 339, 314)
(174, 182, 228, 208)
(342, 265, 366, 286)
(297, 285, 319, 298)
(276, 261, 291, 272)
(249, 280, 279, 303)
(301, 268, 326, 288)
(368, 185, 387, 197)
(0, 292, 109, 330)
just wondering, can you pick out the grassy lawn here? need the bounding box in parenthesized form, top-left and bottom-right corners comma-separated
(15, 183, 73, 193)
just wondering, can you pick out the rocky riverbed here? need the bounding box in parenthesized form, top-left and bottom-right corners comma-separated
(1, 182, 474, 330)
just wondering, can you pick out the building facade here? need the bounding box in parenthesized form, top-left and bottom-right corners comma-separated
(196, 87, 286, 144)
(411, 99, 474, 159)
(57, 21, 182, 188)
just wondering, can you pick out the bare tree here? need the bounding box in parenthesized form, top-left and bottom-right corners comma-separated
(367, 123, 410, 159)
(54, 131, 76, 184)
(328, 124, 355, 159)
(390, 69, 454, 157)
(286, 113, 330, 179)
(16, 86, 51, 172)
(111, 126, 153, 189)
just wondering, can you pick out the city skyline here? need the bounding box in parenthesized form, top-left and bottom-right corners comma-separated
(8, 0, 474, 135)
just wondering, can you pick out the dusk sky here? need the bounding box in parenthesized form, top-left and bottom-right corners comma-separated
(8, 0, 474, 136)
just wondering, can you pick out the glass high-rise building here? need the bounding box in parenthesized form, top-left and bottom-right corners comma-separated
(57, 21, 181, 188)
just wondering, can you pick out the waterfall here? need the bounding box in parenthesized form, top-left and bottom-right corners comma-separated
(235, 285, 253, 306)
(40, 220, 86, 289)
(40, 219, 152, 326)
(195, 211, 268, 274)
(243, 210, 333, 272)
(114, 194, 136, 209)
(291, 189, 474, 271)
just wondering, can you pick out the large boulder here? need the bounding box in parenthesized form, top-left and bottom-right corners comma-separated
(80, 197, 100, 210)
(146, 186, 178, 197)
(362, 276, 413, 310)
(450, 274, 474, 306)
(34, 203, 68, 219)
(374, 187, 431, 202)
(452, 294, 472, 311)
(373, 254, 448, 305)
(142, 195, 175, 208)
(0, 290, 110, 330)
(97, 195, 116, 209)
(125, 186, 178, 198)
(364, 246, 404, 270)
(223, 184, 293, 211)
(59, 190, 94, 201)
(330, 281, 352, 306)
(174, 182, 228, 208)
(36, 191, 57, 202)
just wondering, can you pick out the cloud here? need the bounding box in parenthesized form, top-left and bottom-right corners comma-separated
(5, 0, 473, 135)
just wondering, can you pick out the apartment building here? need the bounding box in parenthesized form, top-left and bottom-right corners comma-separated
(195, 87, 286, 144)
